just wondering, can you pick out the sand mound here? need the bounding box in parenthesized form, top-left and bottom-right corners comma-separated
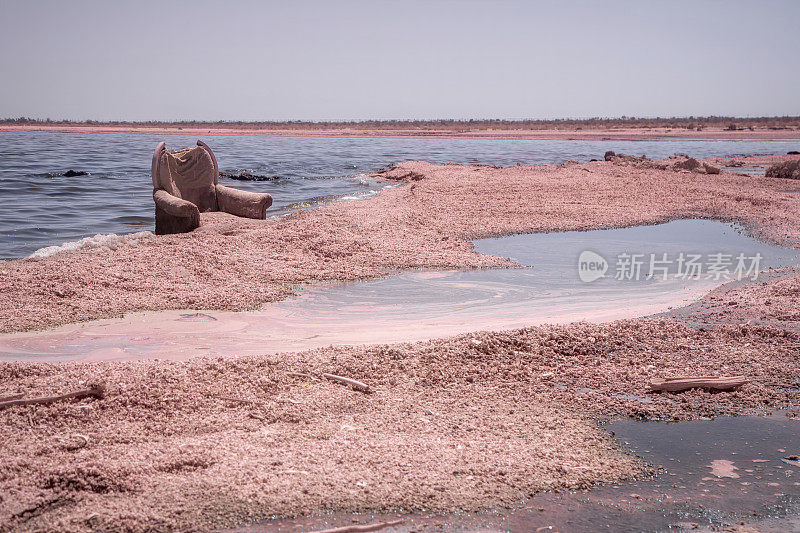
(3, 317, 799, 531)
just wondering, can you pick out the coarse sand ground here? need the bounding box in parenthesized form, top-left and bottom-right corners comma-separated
(1, 155, 799, 531)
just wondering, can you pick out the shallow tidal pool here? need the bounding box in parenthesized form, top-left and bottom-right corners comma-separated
(0, 219, 798, 362)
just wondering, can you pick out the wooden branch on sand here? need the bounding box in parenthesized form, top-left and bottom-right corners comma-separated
(322, 373, 372, 393)
(649, 376, 748, 393)
(312, 519, 404, 533)
(0, 383, 106, 410)
(0, 393, 24, 402)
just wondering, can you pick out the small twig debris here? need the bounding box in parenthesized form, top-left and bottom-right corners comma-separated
(0, 393, 24, 402)
(0, 383, 106, 410)
(322, 373, 372, 393)
(649, 376, 748, 393)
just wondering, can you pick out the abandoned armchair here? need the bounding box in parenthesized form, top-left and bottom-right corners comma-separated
(151, 140, 273, 234)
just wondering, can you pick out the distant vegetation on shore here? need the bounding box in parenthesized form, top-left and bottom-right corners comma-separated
(2, 116, 799, 131)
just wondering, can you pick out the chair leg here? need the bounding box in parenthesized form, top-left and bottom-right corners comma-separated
(155, 205, 200, 235)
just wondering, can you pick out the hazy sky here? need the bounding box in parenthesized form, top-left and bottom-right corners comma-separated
(1, 0, 798, 121)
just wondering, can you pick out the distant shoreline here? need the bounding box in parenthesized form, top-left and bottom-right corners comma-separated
(2, 122, 800, 141)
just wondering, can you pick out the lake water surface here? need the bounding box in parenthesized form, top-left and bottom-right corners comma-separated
(0, 132, 797, 258)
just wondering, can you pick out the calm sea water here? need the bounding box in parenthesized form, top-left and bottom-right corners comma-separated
(0, 132, 797, 259)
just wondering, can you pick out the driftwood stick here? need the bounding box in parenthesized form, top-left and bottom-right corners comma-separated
(0, 393, 24, 402)
(312, 519, 404, 533)
(0, 383, 106, 410)
(650, 376, 748, 393)
(322, 373, 372, 393)
(661, 376, 722, 381)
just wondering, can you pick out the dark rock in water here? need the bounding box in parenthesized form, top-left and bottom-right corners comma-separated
(63, 170, 88, 177)
(219, 171, 278, 182)
(766, 159, 800, 180)
(788, 151, 800, 155)
(589, 159, 599, 162)
(604, 150, 616, 161)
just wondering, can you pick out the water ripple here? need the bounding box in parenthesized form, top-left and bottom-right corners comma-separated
(0, 132, 797, 259)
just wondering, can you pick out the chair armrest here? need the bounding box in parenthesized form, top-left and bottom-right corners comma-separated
(216, 184, 273, 219)
(153, 189, 200, 218)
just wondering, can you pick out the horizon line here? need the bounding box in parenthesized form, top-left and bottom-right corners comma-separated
(3, 116, 800, 125)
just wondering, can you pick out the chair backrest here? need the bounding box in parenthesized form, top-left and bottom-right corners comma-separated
(152, 141, 219, 212)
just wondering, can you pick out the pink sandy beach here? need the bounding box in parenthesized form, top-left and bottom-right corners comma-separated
(1, 154, 799, 531)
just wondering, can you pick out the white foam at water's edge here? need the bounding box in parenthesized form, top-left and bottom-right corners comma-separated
(339, 182, 398, 201)
(27, 232, 153, 259)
